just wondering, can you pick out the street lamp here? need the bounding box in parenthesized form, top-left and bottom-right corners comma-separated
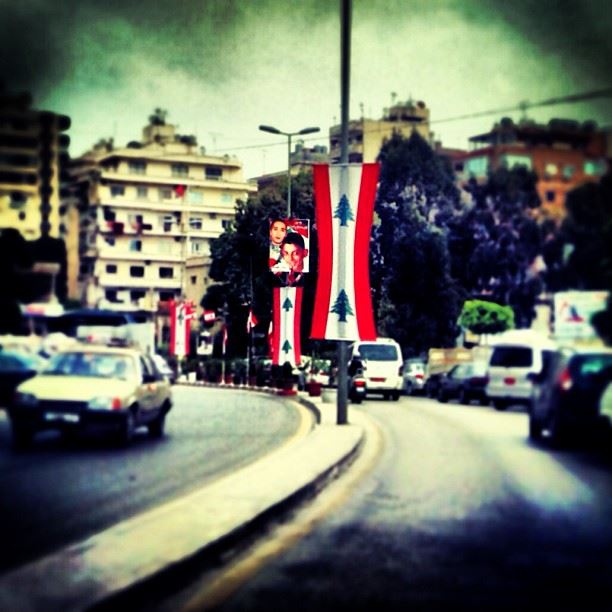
(259, 124, 320, 217)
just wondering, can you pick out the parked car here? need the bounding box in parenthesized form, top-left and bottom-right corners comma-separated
(528, 345, 612, 445)
(437, 361, 490, 405)
(0, 350, 47, 408)
(402, 358, 427, 395)
(9, 343, 172, 448)
(485, 329, 557, 411)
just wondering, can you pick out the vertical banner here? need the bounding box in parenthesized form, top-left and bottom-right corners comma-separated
(311, 163, 379, 341)
(271, 286, 302, 366)
(170, 300, 194, 357)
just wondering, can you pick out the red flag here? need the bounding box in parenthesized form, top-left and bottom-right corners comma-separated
(246, 310, 258, 333)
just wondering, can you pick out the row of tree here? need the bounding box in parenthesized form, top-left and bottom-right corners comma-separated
(203, 131, 611, 360)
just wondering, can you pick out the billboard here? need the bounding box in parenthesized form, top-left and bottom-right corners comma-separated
(553, 291, 608, 341)
(269, 218, 310, 286)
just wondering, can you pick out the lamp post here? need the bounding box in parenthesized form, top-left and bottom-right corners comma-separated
(258, 125, 320, 217)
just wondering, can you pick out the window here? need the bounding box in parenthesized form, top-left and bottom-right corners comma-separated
(209, 212, 217, 220)
(221, 193, 233, 203)
(465, 156, 489, 178)
(159, 188, 173, 201)
(159, 291, 176, 302)
(103, 207, 116, 221)
(190, 275, 197, 285)
(136, 186, 148, 199)
(187, 189, 203, 204)
(128, 160, 147, 175)
(106, 264, 117, 274)
(191, 240, 203, 254)
(171, 163, 189, 178)
(110, 185, 125, 197)
(129, 239, 142, 252)
(221, 219, 232, 230)
(545, 190, 556, 203)
(130, 289, 145, 301)
(130, 266, 145, 278)
(159, 267, 174, 279)
(544, 162, 559, 177)
(105, 289, 118, 302)
(563, 164, 575, 179)
(205, 166, 223, 180)
(189, 217, 203, 230)
(499, 154, 532, 170)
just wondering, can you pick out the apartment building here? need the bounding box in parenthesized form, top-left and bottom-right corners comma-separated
(329, 98, 433, 163)
(0, 92, 80, 301)
(72, 119, 256, 314)
(458, 117, 610, 222)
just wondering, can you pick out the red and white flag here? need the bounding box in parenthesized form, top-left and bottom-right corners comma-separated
(311, 163, 379, 341)
(169, 300, 195, 357)
(246, 310, 258, 333)
(271, 287, 302, 366)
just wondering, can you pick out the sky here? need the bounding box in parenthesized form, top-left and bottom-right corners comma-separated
(1, 0, 611, 180)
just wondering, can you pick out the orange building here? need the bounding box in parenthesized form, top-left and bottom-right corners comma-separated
(457, 117, 610, 223)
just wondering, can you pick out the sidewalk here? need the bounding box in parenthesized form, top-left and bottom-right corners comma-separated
(0, 386, 364, 612)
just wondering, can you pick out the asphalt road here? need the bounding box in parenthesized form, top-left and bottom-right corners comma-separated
(171, 394, 612, 612)
(0, 386, 302, 575)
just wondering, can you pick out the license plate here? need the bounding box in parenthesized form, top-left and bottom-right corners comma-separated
(44, 412, 79, 423)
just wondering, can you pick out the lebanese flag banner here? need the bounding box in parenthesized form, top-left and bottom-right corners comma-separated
(271, 286, 302, 366)
(170, 300, 194, 356)
(311, 163, 379, 341)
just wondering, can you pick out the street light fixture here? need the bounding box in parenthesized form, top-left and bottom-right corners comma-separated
(259, 124, 320, 217)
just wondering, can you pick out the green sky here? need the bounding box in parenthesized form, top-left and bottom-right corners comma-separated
(1, 0, 611, 178)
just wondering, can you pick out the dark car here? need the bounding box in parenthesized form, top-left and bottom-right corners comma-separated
(437, 361, 489, 405)
(528, 346, 612, 446)
(0, 350, 46, 408)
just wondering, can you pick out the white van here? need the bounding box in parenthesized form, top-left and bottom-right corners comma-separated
(348, 338, 404, 400)
(485, 329, 557, 411)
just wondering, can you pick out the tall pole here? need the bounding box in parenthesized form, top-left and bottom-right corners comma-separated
(287, 134, 292, 218)
(336, 0, 351, 425)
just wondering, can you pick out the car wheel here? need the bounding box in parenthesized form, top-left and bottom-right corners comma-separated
(118, 409, 136, 446)
(148, 412, 166, 438)
(548, 410, 569, 447)
(392, 391, 400, 401)
(528, 414, 544, 441)
(11, 423, 33, 450)
(437, 389, 448, 403)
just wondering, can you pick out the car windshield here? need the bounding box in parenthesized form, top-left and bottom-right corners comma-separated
(358, 344, 398, 361)
(0, 352, 42, 371)
(44, 351, 136, 380)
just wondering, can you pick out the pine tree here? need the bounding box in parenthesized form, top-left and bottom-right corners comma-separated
(334, 194, 354, 226)
(330, 289, 354, 322)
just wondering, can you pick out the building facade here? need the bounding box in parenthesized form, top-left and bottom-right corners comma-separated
(72, 120, 256, 316)
(458, 117, 610, 223)
(0, 92, 78, 299)
(328, 98, 433, 163)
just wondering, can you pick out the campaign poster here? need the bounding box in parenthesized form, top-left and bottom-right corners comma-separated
(268, 218, 310, 276)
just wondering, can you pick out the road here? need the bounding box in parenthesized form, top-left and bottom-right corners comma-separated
(163, 394, 612, 611)
(0, 386, 303, 575)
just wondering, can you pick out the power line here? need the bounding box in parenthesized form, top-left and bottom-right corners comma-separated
(432, 87, 612, 125)
(214, 87, 612, 155)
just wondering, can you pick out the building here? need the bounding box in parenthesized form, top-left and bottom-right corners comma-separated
(0, 91, 78, 300)
(256, 141, 329, 191)
(458, 117, 610, 223)
(329, 98, 433, 163)
(72, 118, 256, 321)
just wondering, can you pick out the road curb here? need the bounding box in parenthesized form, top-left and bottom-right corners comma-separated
(0, 386, 363, 612)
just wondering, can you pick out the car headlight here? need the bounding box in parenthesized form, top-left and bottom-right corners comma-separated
(88, 396, 123, 410)
(15, 392, 39, 407)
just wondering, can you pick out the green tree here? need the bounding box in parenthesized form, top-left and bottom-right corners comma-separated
(459, 299, 515, 336)
(373, 131, 464, 357)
